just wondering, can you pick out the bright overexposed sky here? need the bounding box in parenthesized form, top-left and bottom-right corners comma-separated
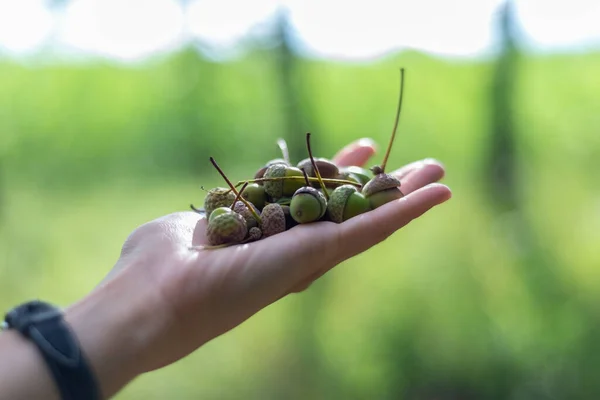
(0, 0, 599, 62)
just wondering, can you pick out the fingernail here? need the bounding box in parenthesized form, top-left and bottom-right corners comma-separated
(358, 138, 377, 149)
(423, 158, 443, 167)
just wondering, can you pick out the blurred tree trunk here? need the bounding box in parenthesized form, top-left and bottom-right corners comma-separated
(266, 10, 334, 399)
(0, 157, 4, 223)
(484, 5, 593, 395)
(173, 48, 215, 173)
(485, 0, 569, 302)
(486, 0, 519, 212)
(272, 9, 309, 163)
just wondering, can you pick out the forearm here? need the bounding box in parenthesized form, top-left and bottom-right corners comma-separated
(0, 269, 158, 399)
(0, 329, 61, 400)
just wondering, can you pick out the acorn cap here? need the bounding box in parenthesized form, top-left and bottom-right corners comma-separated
(263, 164, 287, 198)
(263, 164, 304, 199)
(206, 212, 247, 246)
(254, 158, 290, 180)
(261, 203, 286, 237)
(361, 173, 401, 198)
(204, 187, 236, 216)
(326, 185, 358, 223)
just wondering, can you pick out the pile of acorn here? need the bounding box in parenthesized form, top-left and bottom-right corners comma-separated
(192, 69, 407, 248)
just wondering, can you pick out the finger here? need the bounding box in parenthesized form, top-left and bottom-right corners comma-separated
(398, 162, 446, 195)
(392, 158, 445, 181)
(192, 216, 209, 246)
(332, 138, 377, 167)
(336, 183, 451, 262)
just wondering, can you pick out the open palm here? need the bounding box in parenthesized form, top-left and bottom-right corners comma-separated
(102, 138, 451, 375)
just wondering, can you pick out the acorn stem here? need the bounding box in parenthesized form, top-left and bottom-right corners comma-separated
(190, 204, 204, 214)
(210, 157, 238, 192)
(231, 182, 249, 210)
(305, 132, 329, 201)
(210, 157, 262, 223)
(236, 176, 361, 188)
(200, 185, 231, 194)
(380, 68, 406, 174)
(277, 138, 290, 165)
(301, 168, 310, 186)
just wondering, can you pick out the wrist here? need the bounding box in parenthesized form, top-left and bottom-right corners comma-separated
(64, 270, 163, 398)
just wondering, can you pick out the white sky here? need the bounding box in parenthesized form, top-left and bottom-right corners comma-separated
(0, 0, 599, 62)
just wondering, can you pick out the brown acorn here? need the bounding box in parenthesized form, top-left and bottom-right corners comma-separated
(260, 203, 286, 237)
(297, 157, 339, 188)
(233, 200, 260, 229)
(280, 205, 298, 230)
(245, 227, 262, 242)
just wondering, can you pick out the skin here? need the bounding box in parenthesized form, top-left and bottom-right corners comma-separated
(0, 138, 450, 399)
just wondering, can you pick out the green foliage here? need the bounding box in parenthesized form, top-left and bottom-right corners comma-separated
(1, 48, 599, 399)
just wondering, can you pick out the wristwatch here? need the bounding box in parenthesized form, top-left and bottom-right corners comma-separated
(2, 300, 102, 400)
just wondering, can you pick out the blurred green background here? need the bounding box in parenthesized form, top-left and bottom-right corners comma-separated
(1, 1, 600, 399)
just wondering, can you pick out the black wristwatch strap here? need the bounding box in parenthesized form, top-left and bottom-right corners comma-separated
(3, 300, 102, 400)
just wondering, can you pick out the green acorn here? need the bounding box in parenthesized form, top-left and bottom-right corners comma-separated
(362, 174, 404, 209)
(208, 206, 234, 223)
(290, 186, 327, 224)
(327, 184, 371, 223)
(339, 166, 371, 186)
(241, 183, 266, 210)
(206, 212, 247, 246)
(263, 164, 305, 199)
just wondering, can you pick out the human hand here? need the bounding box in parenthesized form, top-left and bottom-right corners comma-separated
(63, 138, 451, 398)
